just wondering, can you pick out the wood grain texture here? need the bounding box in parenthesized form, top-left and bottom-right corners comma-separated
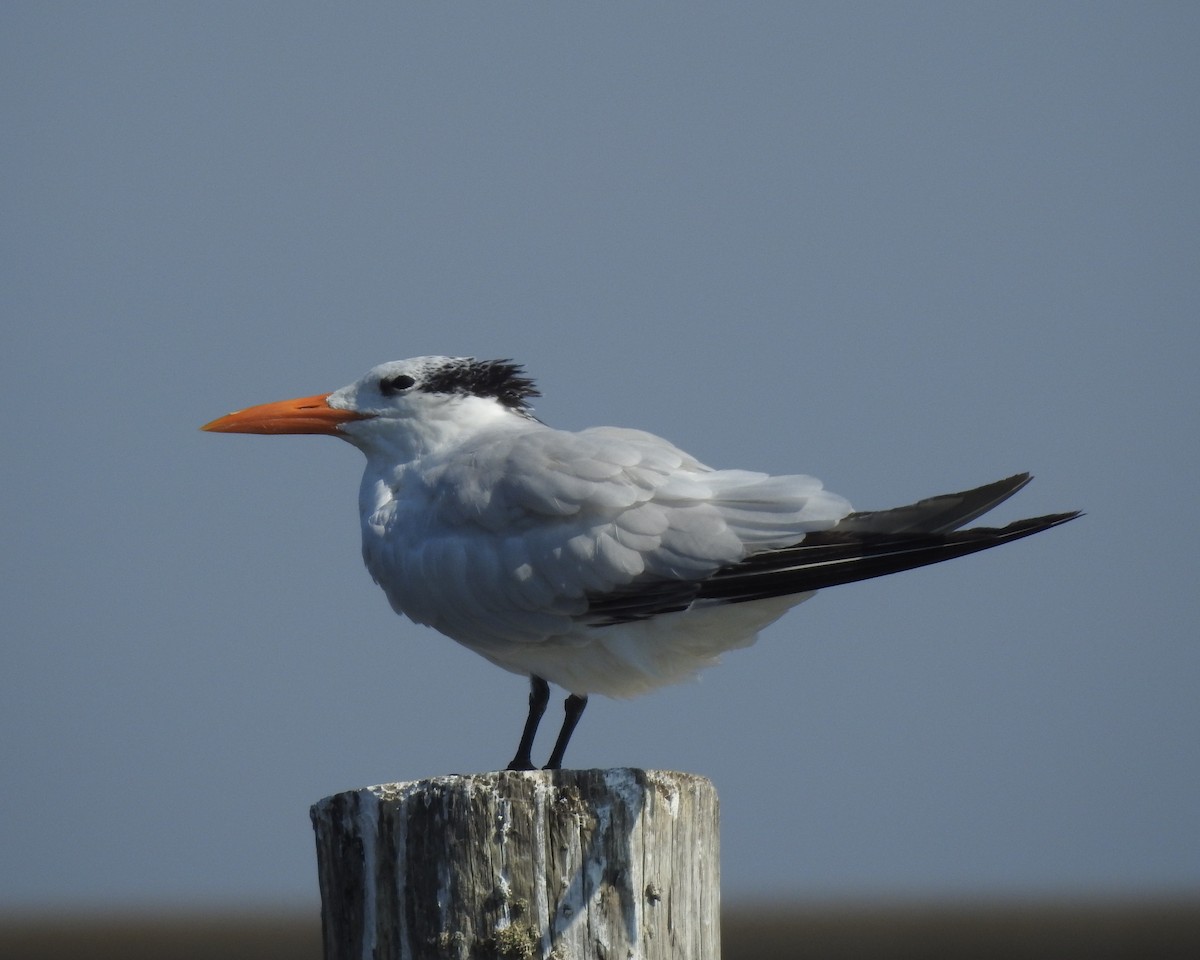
(310, 769, 719, 960)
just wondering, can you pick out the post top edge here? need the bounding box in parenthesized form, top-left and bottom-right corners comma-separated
(310, 768, 715, 809)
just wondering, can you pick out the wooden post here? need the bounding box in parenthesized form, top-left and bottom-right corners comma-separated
(310, 768, 719, 960)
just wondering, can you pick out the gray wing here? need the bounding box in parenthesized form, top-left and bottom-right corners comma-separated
(367, 423, 853, 644)
(586, 475, 1079, 625)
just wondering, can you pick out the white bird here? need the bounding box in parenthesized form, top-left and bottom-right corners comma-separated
(203, 356, 1078, 769)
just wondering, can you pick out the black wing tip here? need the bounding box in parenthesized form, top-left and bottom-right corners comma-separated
(699, 507, 1083, 603)
(962, 471, 1034, 501)
(964, 510, 1082, 542)
(839, 471, 1039, 535)
(947, 510, 1081, 550)
(1007, 510, 1083, 531)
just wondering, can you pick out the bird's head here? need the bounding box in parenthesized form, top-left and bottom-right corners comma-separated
(202, 357, 540, 456)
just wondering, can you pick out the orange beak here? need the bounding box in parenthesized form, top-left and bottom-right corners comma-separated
(201, 393, 368, 435)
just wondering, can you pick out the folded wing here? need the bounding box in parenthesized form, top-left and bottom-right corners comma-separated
(586, 475, 1080, 625)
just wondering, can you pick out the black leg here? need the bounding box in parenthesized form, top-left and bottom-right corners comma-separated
(544, 694, 588, 771)
(507, 676, 549, 771)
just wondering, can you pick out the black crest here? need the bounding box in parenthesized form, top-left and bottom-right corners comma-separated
(420, 358, 541, 411)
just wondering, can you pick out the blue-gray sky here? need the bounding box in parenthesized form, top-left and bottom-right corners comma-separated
(3, 3, 1197, 910)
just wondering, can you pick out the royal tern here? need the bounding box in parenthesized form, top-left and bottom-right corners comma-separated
(204, 356, 1078, 770)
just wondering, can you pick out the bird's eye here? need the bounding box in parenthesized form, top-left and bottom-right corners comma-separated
(380, 374, 416, 396)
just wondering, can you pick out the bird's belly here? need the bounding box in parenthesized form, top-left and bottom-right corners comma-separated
(470, 593, 814, 698)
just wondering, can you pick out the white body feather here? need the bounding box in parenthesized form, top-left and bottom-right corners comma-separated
(330, 361, 852, 697)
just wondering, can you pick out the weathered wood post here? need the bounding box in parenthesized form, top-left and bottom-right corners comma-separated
(310, 768, 719, 960)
